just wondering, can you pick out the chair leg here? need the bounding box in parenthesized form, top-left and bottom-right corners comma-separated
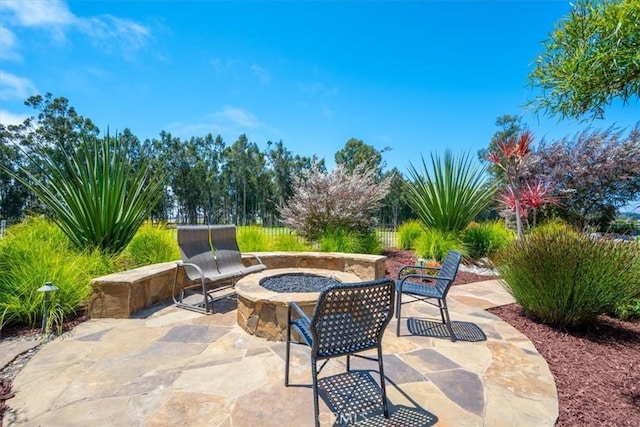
(377, 346, 389, 419)
(172, 266, 180, 305)
(346, 354, 350, 372)
(395, 290, 402, 336)
(285, 320, 291, 386)
(441, 299, 456, 342)
(311, 358, 320, 427)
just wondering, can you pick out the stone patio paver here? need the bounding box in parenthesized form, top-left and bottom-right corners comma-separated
(2, 279, 559, 426)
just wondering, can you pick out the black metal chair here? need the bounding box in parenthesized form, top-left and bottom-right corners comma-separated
(285, 278, 395, 427)
(395, 250, 462, 342)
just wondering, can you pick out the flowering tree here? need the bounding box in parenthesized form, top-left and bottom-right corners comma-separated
(487, 130, 535, 240)
(278, 163, 390, 240)
(498, 179, 560, 228)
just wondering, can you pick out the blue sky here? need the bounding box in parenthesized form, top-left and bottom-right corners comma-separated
(1, 0, 638, 175)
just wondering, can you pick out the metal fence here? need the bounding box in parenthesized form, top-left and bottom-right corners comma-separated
(233, 225, 398, 250)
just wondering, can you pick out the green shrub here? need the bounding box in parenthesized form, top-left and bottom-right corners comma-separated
(461, 221, 514, 260)
(613, 297, 640, 320)
(397, 220, 424, 250)
(319, 227, 362, 253)
(0, 217, 114, 332)
(318, 227, 383, 255)
(496, 230, 640, 329)
(117, 222, 179, 269)
(270, 233, 311, 251)
(358, 230, 384, 255)
(529, 218, 579, 237)
(237, 226, 270, 252)
(608, 218, 640, 235)
(414, 228, 465, 262)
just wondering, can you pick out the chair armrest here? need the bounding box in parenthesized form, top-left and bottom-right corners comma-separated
(176, 261, 206, 284)
(397, 274, 455, 290)
(287, 301, 311, 324)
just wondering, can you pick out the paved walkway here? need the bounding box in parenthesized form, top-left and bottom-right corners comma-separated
(2, 280, 558, 426)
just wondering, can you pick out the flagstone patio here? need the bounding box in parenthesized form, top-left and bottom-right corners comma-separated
(3, 280, 558, 426)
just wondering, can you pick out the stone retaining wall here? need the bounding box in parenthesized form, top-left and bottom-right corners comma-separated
(88, 252, 386, 318)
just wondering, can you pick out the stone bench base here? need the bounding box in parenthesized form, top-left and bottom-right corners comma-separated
(88, 252, 386, 318)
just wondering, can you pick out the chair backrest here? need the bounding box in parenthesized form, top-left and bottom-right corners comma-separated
(177, 225, 218, 281)
(434, 250, 462, 297)
(311, 278, 395, 359)
(209, 225, 246, 274)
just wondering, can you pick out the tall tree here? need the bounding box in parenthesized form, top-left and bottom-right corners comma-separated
(221, 134, 268, 225)
(1, 93, 101, 219)
(478, 115, 527, 181)
(0, 129, 29, 222)
(335, 138, 388, 177)
(529, 0, 640, 120)
(378, 168, 412, 227)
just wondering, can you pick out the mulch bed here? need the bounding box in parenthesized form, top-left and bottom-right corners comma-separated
(2, 250, 639, 426)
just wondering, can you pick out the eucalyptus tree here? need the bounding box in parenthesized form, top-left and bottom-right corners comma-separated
(1, 93, 101, 219)
(18, 93, 100, 160)
(335, 138, 388, 178)
(201, 134, 225, 224)
(221, 134, 269, 225)
(379, 167, 413, 227)
(0, 129, 29, 222)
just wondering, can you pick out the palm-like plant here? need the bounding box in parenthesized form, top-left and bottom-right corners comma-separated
(7, 134, 167, 255)
(406, 150, 497, 233)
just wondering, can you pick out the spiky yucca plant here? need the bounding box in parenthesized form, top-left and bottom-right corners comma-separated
(406, 150, 497, 233)
(7, 134, 167, 255)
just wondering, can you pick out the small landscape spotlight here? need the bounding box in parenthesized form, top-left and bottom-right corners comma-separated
(37, 282, 59, 333)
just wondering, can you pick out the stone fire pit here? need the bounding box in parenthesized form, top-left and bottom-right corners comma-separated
(235, 268, 360, 341)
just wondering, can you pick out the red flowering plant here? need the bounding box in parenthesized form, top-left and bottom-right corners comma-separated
(498, 179, 561, 229)
(486, 130, 535, 240)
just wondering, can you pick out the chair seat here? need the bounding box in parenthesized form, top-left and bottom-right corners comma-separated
(397, 280, 443, 298)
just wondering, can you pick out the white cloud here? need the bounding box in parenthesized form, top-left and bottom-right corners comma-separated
(0, 26, 20, 60)
(78, 15, 151, 56)
(0, 109, 29, 126)
(0, 0, 76, 27)
(168, 106, 279, 142)
(0, 71, 37, 100)
(213, 107, 262, 129)
(0, 0, 151, 56)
